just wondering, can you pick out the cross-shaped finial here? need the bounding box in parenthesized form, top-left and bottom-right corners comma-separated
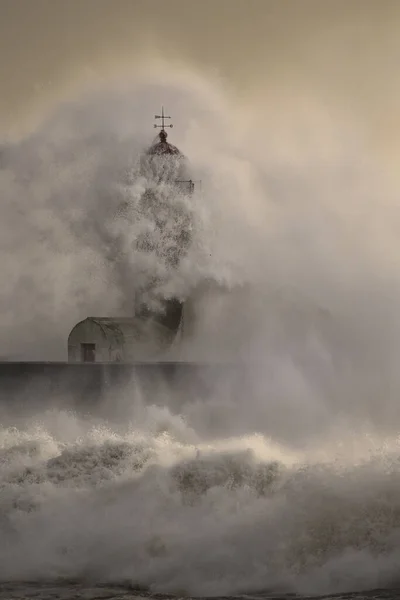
(154, 106, 173, 131)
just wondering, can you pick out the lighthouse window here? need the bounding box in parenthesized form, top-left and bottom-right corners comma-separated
(81, 343, 96, 362)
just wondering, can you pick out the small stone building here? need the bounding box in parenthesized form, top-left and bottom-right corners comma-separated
(68, 316, 179, 363)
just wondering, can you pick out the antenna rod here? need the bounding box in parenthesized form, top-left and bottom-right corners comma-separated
(154, 106, 173, 131)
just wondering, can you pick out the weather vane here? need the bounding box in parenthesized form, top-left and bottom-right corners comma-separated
(154, 106, 173, 131)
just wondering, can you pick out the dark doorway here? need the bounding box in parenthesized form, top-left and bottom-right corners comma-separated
(81, 343, 96, 363)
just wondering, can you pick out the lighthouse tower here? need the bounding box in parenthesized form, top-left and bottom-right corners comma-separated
(134, 107, 195, 329)
(68, 107, 197, 363)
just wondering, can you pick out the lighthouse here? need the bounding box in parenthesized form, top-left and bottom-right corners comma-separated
(135, 106, 195, 270)
(68, 108, 196, 363)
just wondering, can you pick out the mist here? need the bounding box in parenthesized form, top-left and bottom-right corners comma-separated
(0, 54, 399, 438)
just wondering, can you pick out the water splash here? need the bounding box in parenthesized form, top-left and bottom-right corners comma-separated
(2, 409, 400, 596)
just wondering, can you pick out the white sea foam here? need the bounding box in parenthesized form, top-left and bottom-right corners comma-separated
(2, 410, 400, 596)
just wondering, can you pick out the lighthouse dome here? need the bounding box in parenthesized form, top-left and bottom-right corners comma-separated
(140, 122, 189, 186)
(147, 129, 183, 157)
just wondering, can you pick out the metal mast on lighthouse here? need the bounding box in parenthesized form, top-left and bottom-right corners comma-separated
(154, 106, 173, 143)
(146, 106, 181, 156)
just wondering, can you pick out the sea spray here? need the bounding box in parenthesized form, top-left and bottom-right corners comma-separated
(2, 64, 400, 596)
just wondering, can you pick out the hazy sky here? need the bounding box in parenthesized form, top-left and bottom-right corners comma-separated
(2, 0, 400, 365)
(1, 0, 400, 147)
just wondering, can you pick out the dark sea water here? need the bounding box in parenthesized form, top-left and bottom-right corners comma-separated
(0, 583, 400, 599)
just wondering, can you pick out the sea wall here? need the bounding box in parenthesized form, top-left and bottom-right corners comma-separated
(0, 362, 241, 421)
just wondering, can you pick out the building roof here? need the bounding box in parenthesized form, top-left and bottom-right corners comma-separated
(146, 129, 183, 157)
(87, 317, 139, 341)
(68, 315, 179, 346)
